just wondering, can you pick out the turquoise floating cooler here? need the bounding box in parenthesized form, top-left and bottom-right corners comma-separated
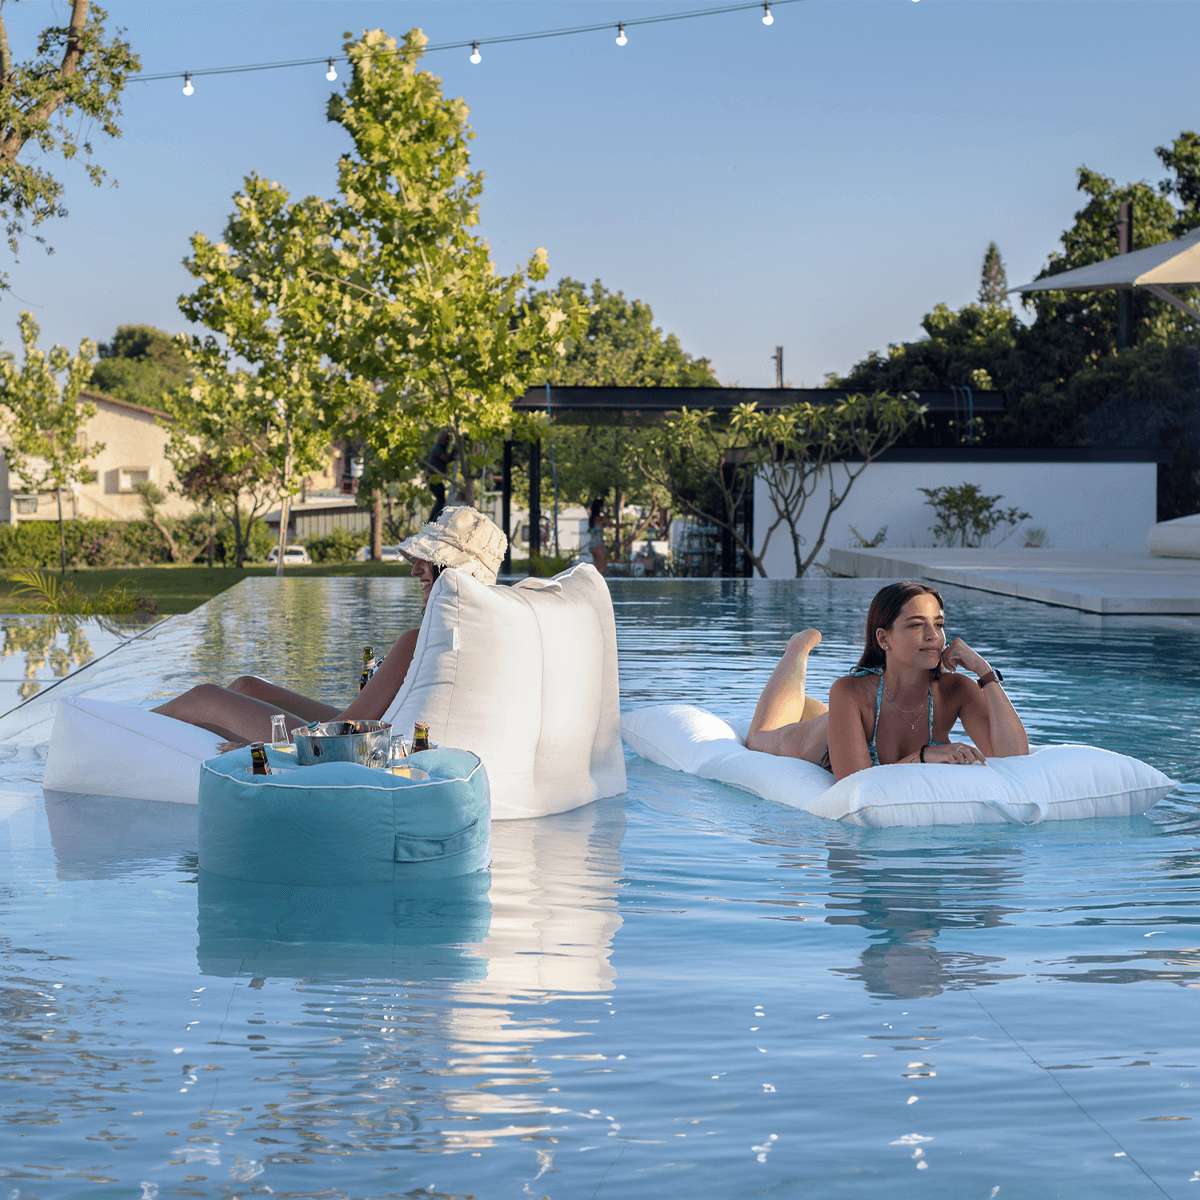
(198, 745, 490, 885)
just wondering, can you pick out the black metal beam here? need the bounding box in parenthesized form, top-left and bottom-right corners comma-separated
(512, 386, 1005, 420)
(528, 440, 541, 565)
(501, 440, 512, 574)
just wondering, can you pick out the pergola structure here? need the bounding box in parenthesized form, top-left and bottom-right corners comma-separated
(499, 385, 1005, 574)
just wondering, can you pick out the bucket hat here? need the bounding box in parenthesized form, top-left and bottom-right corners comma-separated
(397, 506, 507, 586)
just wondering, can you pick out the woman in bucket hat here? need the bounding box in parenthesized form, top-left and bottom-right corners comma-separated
(152, 507, 506, 746)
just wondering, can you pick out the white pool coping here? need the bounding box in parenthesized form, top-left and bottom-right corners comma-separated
(829, 547, 1200, 615)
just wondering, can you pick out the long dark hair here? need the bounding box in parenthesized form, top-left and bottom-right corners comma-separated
(855, 581, 945, 676)
(588, 498, 605, 530)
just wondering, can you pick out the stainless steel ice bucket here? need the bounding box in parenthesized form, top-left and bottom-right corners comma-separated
(293, 719, 392, 768)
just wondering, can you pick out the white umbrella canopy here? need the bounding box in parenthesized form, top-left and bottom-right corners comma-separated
(1010, 228, 1200, 320)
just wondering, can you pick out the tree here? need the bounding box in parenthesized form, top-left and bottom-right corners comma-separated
(979, 242, 1008, 307)
(177, 176, 342, 574)
(313, 28, 582, 512)
(629, 392, 925, 578)
(0, 1, 139, 286)
(0, 312, 100, 573)
(160, 376, 281, 570)
(752, 392, 926, 576)
(527, 277, 719, 557)
(90, 324, 188, 408)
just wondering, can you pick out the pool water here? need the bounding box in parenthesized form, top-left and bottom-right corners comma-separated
(2, 577, 1199, 1199)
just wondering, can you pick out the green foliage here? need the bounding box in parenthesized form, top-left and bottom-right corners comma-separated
(528, 549, 576, 577)
(0, 311, 100, 572)
(533, 278, 718, 388)
(847, 524, 888, 548)
(89, 324, 188, 407)
(0, 2, 140, 286)
(314, 28, 584, 501)
(631, 392, 924, 577)
(830, 132, 1200, 482)
(8, 568, 147, 618)
(524, 277, 718, 554)
(305, 528, 363, 564)
(979, 242, 1009, 307)
(919, 483, 1031, 548)
(177, 174, 342, 572)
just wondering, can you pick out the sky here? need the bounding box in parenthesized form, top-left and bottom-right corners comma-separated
(6, 0, 1200, 389)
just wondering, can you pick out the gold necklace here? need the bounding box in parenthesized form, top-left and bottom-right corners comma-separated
(882, 682, 925, 731)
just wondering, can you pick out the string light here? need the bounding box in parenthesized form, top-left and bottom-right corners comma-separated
(325, 59, 337, 81)
(616, 23, 628, 45)
(182, 72, 193, 96)
(140, 1, 801, 88)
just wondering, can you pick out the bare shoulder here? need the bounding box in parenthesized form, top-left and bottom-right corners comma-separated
(830, 674, 872, 705)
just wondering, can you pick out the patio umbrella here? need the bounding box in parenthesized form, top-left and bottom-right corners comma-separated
(1010, 226, 1200, 321)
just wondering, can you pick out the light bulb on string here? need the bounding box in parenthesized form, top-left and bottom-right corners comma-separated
(182, 72, 194, 96)
(325, 59, 337, 81)
(470, 42, 481, 64)
(762, 3, 774, 25)
(615, 23, 627, 46)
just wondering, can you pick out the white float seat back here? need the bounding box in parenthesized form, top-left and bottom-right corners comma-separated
(385, 564, 625, 820)
(44, 696, 223, 804)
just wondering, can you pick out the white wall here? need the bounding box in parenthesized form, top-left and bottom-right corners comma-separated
(754, 460, 1156, 578)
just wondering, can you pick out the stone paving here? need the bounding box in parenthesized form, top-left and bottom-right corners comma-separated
(829, 547, 1200, 616)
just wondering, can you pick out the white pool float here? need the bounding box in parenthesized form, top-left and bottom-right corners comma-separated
(621, 704, 1176, 827)
(43, 564, 625, 820)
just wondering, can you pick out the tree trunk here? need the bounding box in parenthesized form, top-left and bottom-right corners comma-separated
(56, 487, 66, 574)
(372, 489, 384, 560)
(274, 421, 294, 578)
(207, 500, 215, 568)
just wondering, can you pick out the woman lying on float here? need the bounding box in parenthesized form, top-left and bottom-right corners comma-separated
(747, 581, 1028, 778)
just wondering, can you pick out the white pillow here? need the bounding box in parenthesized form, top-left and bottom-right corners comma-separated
(621, 704, 1175, 827)
(42, 565, 625, 821)
(44, 696, 223, 805)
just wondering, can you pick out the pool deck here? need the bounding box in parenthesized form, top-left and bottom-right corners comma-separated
(829, 546, 1200, 615)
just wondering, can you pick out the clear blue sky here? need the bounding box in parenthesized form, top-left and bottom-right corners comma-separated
(8, 0, 1199, 388)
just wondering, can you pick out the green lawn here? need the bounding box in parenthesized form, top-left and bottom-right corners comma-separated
(0, 561, 418, 616)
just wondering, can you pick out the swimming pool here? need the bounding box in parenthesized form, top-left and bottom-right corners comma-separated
(1, 577, 1198, 1198)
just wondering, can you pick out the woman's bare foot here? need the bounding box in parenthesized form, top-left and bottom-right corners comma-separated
(788, 628, 822, 654)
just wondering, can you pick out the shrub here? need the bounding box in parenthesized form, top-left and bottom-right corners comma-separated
(920, 484, 1031, 548)
(305, 528, 363, 564)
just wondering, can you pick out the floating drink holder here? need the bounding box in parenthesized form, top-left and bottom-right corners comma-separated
(293, 719, 391, 767)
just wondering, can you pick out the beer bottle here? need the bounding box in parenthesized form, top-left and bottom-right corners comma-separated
(250, 742, 272, 776)
(359, 645, 375, 690)
(412, 721, 430, 752)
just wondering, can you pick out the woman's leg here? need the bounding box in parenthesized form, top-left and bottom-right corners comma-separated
(746, 629, 829, 762)
(151, 684, 314, 744)
(227, 676, 339, 724)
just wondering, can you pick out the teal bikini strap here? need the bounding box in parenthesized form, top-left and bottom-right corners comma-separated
(847, 667, 884, 765)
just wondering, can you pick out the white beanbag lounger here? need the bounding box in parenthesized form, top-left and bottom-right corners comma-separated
(621, 704, 1176, 827)
(43, 563, 625, 820)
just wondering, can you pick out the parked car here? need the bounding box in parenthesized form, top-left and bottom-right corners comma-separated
(354, 545, 404, 562)
(266, 544, 313, 566)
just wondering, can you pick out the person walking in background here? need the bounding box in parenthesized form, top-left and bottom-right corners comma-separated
(581, 497, 609, 576)
(426, 429, 456, 521)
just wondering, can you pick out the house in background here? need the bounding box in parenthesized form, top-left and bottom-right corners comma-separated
(2, 390, 191, 525)
(1, 389, 348, 529)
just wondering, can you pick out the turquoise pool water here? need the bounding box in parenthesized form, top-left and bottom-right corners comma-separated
(1, 578, 1199, 1198)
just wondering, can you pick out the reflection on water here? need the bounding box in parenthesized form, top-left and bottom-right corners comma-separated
(4, 578, 1200, 1197)
(825, 844, 1023, 999)
(1, 616, 94, 698)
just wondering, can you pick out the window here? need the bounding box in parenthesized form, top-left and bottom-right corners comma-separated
(15, 497, 36, 515)
(118, 468, 150, 492)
